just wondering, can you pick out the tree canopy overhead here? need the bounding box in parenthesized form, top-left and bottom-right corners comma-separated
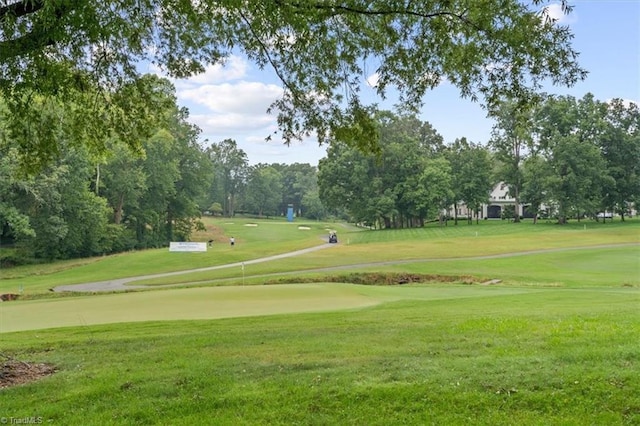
(1, 0, 586, 158)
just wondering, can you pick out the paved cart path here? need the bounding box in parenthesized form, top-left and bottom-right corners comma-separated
(54, 243, 339, 293)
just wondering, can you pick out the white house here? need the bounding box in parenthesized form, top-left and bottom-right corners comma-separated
(482, 182, 535, 219)
(446, 182, 536, 220)
(447, 182, 635, 220)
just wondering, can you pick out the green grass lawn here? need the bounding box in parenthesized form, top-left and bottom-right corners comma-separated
(0, 284, 385, 333)
(0, 217, 639, 424)
(2, 217, 636, 293)
(0, 217, 339, 293)
(1, 287, 638, 425)
(360, 246, 640, 287)
(127, 219, 640, 288)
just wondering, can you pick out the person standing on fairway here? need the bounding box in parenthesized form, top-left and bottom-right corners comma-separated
(230, 237, 235, 247)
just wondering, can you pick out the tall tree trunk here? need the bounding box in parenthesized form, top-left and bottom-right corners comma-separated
(513, 186, 521, 223)
(557, 203, 567, 224)
(114, 194, 124, 225)
(166, 210, 173, 241)
(95, 163, 100, 196)
(454, 204, 458, 226)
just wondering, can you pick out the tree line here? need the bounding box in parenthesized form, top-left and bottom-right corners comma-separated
(206, 140, 323, 221)
(318, 95, 639, 228)
(0, 77, 320, 265)
(2, 84, 637, 264)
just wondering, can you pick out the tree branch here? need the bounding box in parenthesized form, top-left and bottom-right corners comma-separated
(0, 1, 75, 61)
(0, 0, 45, 20)
(236, 8, 300, 99)
(0, 28, 56, 60)
(277, 0, 484, 32)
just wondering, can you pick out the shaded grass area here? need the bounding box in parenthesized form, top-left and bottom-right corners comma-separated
(1, 288, 638, 425)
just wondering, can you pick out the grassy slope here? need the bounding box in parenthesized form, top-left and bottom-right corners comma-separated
(1, 288, 638, 425)
(130, 219, 640, 287)
(383, 246, 640, 287)
(0, 218, 335, 293)
(0, 218, 639, 424)
(3, 217, 636, 292)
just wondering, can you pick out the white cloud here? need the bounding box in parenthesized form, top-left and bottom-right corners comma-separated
(171, 57, 284, 139)
(143, 55, 320, 163)
(485, 62, 511, 72)
(188, 112, 276, 134)
(368, 70, 445, 89)
(159, 55, 328, 164)
(541, 3, 577, 25)
(366, 72, 380, 88)
(178, 80, 285, 158)
(182, 56, 248, 85)
(178, 81, 283, 114)
(545, 4, 565, 22)
(241, 134, 328, 166)
(148, 54, 250, 88)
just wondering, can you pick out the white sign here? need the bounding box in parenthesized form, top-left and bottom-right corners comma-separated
(169, 242, 207, 252)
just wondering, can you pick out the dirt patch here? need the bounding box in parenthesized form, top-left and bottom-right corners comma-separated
(1, 356, 56, 389)
(0, 293, 20, 301)
(264, 272, 484, 286)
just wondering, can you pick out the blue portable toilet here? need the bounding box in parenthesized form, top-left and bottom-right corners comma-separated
(287, 204, 294, 222)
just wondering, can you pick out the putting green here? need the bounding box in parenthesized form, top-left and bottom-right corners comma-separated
(0, 284, 538, 333)
(0, 284, 379, 333)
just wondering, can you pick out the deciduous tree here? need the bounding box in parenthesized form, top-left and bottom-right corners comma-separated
(598, 99, 640, 220)
(543, 134, 611, 223)
(447, 138, 493, 224)
(489, 100, 534, 222)
(319, 111, 450, 228)
(208, 139, 249, 217)
(1, 0, 586, 163)
(245, 164, 284, 218)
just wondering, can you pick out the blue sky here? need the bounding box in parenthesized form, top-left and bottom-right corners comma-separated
(156, 1, 639, 166)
